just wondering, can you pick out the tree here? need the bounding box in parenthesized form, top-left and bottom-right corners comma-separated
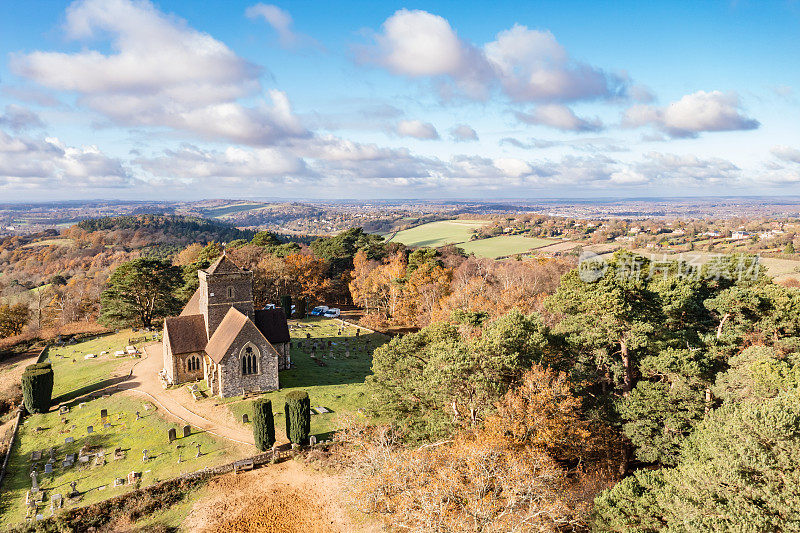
(99, 258, 183, 328)
(284, 391, 311, 444)
(251, 231, 282, 247)
(0, 303, 29, 337)
(21, 363, 53, 414)
(280, 294, 292, 319)
(252, 398, 276, 451)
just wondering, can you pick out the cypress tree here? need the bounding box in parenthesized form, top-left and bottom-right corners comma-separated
(284, 391, 311, 444)
(281, 295, 293, 319)
(252, 398, 276, 451)
(21, 365, 54, 414)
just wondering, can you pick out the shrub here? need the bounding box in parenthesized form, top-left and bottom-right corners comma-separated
(252, 399, 276, 451)
(284, 391, 310, 444)
(21, 366, 53, 413)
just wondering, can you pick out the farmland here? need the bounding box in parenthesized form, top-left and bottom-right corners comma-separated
(386, 219, 488, 248)
(457, 235, 556, 259)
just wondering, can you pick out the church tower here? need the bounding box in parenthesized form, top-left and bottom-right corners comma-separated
(198, 254, 255, 338)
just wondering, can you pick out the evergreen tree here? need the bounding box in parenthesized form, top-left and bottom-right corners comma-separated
(21, 364, 53, 413)
(100, 258, 183, 328)
(280, 294, 292, 319)
(252, 398, 276, 451)
(284, 391, 311, 444)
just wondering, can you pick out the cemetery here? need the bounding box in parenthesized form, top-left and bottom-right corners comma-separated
(0, 330, 243, 527)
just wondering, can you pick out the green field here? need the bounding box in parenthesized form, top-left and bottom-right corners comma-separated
(222, 317, 387, 441)
(202, 202, 264, 218)
(0, 330, 241, 527)
(457, 235, 556, 259)
(387, 219, 488, 248)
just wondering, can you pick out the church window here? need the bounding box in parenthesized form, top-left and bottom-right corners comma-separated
(187, 355, 201, 372)
(241, 344, 259, 375)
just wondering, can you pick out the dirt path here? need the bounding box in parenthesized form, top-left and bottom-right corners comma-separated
(181, 459, 381, 532)
(124, 344, 257, 448)
(0, 351, 39, 400)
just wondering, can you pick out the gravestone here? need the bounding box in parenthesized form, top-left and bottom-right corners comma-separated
(242, 413, 249, 424)
(183, 425, 191, 438)
(309, 435, 317, 445)
(30, 471, 38, 493)
(49, 448, 55, 461)
(135, 411, 141, 420)
(195, 443, 202, 457)
(30, 450, 41, 461)
(59, 406, 69, 415)
(127, 471, 140, 484)
(104, 423, 111, 429)
(100, 408, 107, 420)
(114, 478, 125, 487)
(306, 332, 311, 339)
(68, 481, 78, 497)
(355, 328, 360, 337)
(64, 437, 74, 444)
(168, 428, 176, 443)
(51, 493, 62, 510)
(142, 449, 148, 462)
(44, 463, 52, 475)
(87, 425, 93, 434)
(114, 447, 123, 460)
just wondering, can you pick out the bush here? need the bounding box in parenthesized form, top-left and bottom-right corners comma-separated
(284, 391, 311, 444)
(252, 398, 276, 451)
(21, 366, 53, 413)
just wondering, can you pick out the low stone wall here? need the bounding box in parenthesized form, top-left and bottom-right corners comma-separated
(0, 408, 24, 492)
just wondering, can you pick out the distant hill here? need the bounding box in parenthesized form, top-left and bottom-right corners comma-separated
(77, 214, 255, 245)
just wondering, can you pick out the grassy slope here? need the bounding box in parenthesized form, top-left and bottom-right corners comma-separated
(0, 330, 242, 527)
(202, 202, 265, 218)
(225, 317, 387, 441)
(387, 220, 488, 248)
(457, 235, 555, 258)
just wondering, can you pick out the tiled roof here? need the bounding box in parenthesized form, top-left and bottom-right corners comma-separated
(180, 287, 202, 316)
(164, 314, 207, 355)
(204, 254, 243, 274)
(205, 308, 250, 363)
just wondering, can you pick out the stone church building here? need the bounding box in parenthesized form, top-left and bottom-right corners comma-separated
(161, 254, 291, 397)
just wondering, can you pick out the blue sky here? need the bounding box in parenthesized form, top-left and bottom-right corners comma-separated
(0, 0, 798, 201)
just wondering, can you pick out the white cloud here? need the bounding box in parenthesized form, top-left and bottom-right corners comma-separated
(135, 144, 306, 180)
(396, 119, 439, 140)
(11, 0, 307, 145)
(360, 12, 626, 103)
(771, 146, 800, 164)
(450, 124, 478, 141)
(0, 131, 131, 188)
(622, 90, 759, 138)
(245, 3, 318, 49)
(514, 104, 603, 132)
(0, 105, 45, 132)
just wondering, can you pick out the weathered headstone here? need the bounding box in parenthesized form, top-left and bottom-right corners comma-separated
(87, 425, 93, 434)
(30, 471, 38, 493)
(309, 435, 317, 445)
(195, 443, 202, 458)
(242, 413, 249, 424)
(51, 493, 62, 509)
(100, 409, 107, 420)
(183, 425, 191, 438)
(104, 423, 111, 429)
(64, 437, 74, 444)
(168, 428, 176, 443)
(44, 463, 52, 475)
(306, 332, 311, 339)
(142, 449, 148, 462)
(30, 450, 42, 461)
(114, 478, 125, 487)
(68, 481, 78, 497)
(127, 471, 140, 484)
(135, 411, 141, 420)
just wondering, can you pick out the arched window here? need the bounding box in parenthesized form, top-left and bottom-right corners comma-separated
(187, 355, 201, 372)
(227, 286, 235, 299)
(241, 344, 259, 375)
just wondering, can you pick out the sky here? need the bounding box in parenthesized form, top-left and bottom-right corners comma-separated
(0, 0, 799, 201)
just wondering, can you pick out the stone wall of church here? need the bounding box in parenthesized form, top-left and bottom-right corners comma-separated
(216, 322, 280, 398)
(199, 269, 255, 338)
(274, 342, 291, 370)
(162, 330, 175, 384)
(173, 352, 204, 384)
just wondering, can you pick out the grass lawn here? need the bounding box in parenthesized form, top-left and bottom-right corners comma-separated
(0, 330, 243, 528)
(202, 202, 264, 218)
(225, 317, 388, 441)
(387, 219, 488, 248)
(457, 235, 555, 258)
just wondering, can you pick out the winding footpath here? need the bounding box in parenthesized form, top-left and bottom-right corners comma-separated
(126, 344, 256, 447)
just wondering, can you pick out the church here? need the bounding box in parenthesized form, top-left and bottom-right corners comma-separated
(161, 254, 291, 397)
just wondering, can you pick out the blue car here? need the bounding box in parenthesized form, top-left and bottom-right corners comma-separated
(310, 305, 328, 316)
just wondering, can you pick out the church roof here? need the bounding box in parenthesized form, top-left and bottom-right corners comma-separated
(254, 308, 291, 344)
(180, 287, 202, 316)
(205, 307, 269, 364)
(164, 314, 207, 355)
(204, 254, 243, 275)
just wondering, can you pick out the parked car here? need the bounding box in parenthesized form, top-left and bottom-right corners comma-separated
(263, 303, 276, 309)
(323, 308, 341, 318)
(310, 305, 329, 316)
